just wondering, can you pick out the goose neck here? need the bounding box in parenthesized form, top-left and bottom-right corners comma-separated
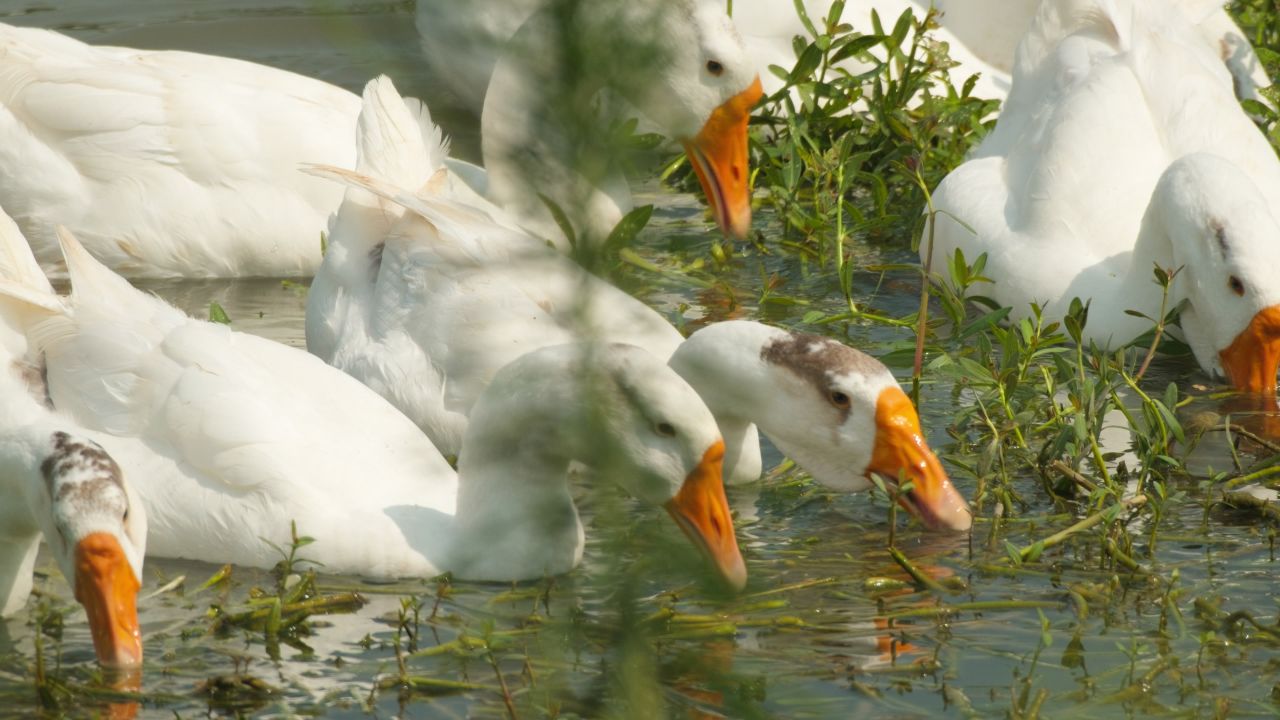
(669, 324, 774, 426)
(449, 369, 585, 582)
(669, 324, 776, 484)
(481, 2, 637, 244)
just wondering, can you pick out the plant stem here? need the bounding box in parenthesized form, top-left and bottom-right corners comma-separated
(1014, 495, 1148, 562)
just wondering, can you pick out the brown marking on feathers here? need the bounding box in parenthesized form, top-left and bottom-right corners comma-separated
(41, 432, 124, 504)
(1210, 217, 1229, 256)
(760, 330, 884, 421)
(11, 357, 51, 409)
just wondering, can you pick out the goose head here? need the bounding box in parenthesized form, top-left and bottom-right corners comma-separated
(1153, 154, 1280, 396)
(670, 322, 973, 531)
(35, 431, 147, 669)
(628, 0, 763, 239)
(484, 0, 761, 242)
(581, 343, 746, 588)
(459, 342, 746, 588)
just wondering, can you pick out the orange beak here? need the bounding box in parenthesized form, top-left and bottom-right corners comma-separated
(1219, 304, 1280, 396)
(682, 76, 763, 240)
(663, 439, 747, 590)
(74, 532, 142, 669)
(868, 387, 972, 531)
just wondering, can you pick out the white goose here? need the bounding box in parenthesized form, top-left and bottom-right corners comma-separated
(471, 0, 761, 244)
(926, 0, 1270, 104)
(417, 0, 1008, 106)
(928, 0, 1280, 396)
(0, 210, 746, 587)
(0, 5, 757, 278)
(0, 22, 360, 278)
(307, 77, 972, 531)
(418, 0, 1268, 108)
(0, 212, 146, 669)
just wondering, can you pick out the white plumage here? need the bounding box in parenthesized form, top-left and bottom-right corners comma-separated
(307, 77, 973, 531)
(0, 22, 360, 277)
(928, 0, 1280, 392)
(0, 203, 743, 584)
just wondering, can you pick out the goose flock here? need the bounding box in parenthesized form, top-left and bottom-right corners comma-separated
(0, 0, 1277, 680)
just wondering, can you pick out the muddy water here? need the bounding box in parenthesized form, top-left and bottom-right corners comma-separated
(2, 2, 1279, 718)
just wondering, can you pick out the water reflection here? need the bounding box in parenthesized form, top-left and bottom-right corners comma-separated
(103, 667, 141, 720)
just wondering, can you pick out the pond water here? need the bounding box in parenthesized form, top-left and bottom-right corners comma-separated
(2, 1, 1280, 718)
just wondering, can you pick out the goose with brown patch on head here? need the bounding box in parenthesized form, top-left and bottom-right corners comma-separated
(669, 321, 972, 531)
(0, 215, 147, 669)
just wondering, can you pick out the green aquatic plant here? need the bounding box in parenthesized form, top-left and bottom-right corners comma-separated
(208, 301, 232, 324)
(208, 522, 366, 660)
(748, 2, 998, 257)
(1230, 0, 1280, 143)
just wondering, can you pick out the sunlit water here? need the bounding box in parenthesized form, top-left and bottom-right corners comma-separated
(2, 2, 1279, 718)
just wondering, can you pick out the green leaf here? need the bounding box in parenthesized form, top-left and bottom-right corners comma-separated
(209, 302, 232, 325)
(1061, 633, 1086, 668)
(617, 248, 662, 273)
(1023, 540, 1045, 564)
(888, 9, 913, 49)
(537, 194, 577, 250)
(824, 0, 846, 30)
(792, 0, 819, 39)
(603, 204, 653, 253)
(828, 34, 885, 65)
(790, 44, 824, 82)
(957, 306, 1011, 341)
(1003, 540, 1023, 566)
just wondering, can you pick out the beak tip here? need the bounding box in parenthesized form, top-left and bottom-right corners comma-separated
(918, 486, 974, 532)
(723, 555, 748, 591)
(726, 212, 752, 241)
(937, 510, 974, 533)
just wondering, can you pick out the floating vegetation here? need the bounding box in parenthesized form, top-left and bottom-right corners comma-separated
(208, 523, 369, 659)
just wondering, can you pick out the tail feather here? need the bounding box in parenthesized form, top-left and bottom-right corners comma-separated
(357, 75, 450, 189)
(306, 165, 505, 246)
(1017, 0, 1128, 75)
(0, 207, 53, 296)
(305, 165, 469, 229)
(0, 205, 61, 315)
(54, 226, 141, 306)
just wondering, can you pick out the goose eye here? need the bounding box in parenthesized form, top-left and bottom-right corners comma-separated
(654, 421, 677, 438)
(828, 390, 851, 410)
(1229, 275, 1245, 296)
(705, 60, 724, 76)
